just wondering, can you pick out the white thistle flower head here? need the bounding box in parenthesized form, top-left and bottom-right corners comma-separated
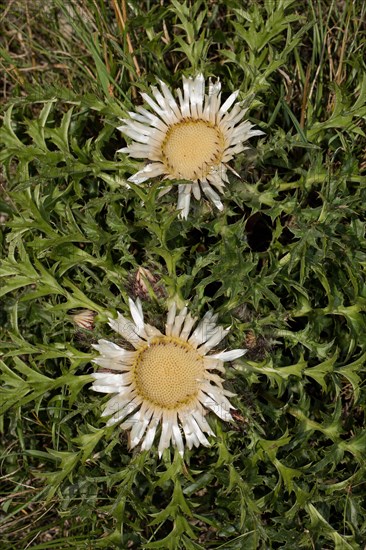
(70, 309, 96, 331)
(91, 298, 246, 457)
(118, 74, 263, 219)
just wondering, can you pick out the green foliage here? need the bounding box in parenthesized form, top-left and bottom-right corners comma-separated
(1, 0, 366, 548)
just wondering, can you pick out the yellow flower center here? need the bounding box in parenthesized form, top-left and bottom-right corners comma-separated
(162, 119, 225, 180)
(133, 336, 204, 409)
